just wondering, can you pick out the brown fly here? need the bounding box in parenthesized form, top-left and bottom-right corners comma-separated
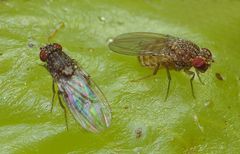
(40, 43, 111, 132)
(108, 32, 214, 100)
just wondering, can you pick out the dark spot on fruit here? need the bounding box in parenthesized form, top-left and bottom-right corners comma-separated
(135, 128, 142, 139)
(215, 73, 224, 81)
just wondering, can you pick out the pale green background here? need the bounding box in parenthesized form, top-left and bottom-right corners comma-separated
(0, 0, 239, 153)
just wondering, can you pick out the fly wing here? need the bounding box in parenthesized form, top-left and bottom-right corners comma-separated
(57, 70, 111, 133)
(108, 32, 172, 56)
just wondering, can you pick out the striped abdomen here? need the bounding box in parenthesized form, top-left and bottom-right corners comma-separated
(138, 55, 163, 68)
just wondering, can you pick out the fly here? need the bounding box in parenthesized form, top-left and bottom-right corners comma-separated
(108, 32, 214, 100)
(39, 43, 111, 132)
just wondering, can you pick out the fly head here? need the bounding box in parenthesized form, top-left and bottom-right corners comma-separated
(40, 43, 62, 62)
(192, 48, 213, 73)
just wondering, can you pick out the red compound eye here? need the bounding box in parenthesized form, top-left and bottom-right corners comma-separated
(40, 49, 48, 62)
(53, 43, 62, 51)
(192, 57, 208, 72)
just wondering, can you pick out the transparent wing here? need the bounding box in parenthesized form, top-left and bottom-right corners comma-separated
(108, 32, 173, 56)
(57, 70, 111, 133)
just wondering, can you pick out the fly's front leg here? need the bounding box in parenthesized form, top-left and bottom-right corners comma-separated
(51, 80, 56, 112)
(131, 64, 160, 82)
(57, 90, 69, 130)
(196, 70, 205, 85)
(184, 69, 196, 99)
(164, 67, 171, 101)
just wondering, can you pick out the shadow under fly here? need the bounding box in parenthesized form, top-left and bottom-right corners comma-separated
(108, 32, 214, 101)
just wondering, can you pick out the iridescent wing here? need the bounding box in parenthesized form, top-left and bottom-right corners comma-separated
(108, 32, 173, 56)
(57, 69, 111, 133)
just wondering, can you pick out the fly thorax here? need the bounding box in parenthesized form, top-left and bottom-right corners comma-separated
(169, 39, 200, 69)
(61, 65, 75, 76)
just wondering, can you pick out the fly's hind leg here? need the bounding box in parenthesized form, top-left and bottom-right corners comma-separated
(164, 67, 171, 101)
(130, 64, 160, 82)
(184, 69, 196, 99)
(57, 90, 69, 130)
(51, 80, 56, 112)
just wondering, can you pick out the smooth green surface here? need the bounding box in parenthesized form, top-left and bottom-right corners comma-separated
(0, 0, 239, 153)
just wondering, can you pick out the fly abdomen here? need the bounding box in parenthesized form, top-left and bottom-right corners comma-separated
(138, 55, 161, 68)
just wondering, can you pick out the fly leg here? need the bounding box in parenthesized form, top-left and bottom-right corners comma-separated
(131, 64, 160, 82)
(184, 69, 196, 99)
(57, 90, 69, 130)
(50, 80, 56, 112)
(196, 70, 205, 85)
(164, 67, 171, 101)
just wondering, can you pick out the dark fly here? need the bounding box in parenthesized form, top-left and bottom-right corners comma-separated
(108, 32, 214, 100)
(40, 43, 111, 132)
